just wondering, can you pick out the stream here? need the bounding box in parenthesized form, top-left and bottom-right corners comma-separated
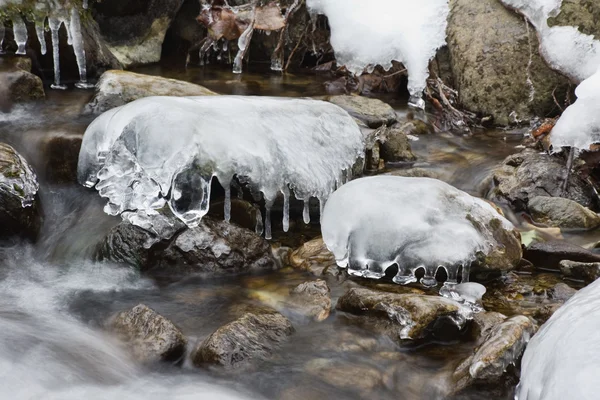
(1, 65, 597, 400)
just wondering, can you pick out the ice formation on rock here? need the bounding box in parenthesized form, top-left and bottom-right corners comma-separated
(0, 21, 4, 53)
(306, 0, 450, 107)
(77, 96, 364, 239)
(516, 278, 600, 400)
(11, 16, 28, 55)
(439, 282, 486, 312)
(321, 176, 515, 286)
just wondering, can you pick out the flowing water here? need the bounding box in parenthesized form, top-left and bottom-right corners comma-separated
(0, 65, 597, 400)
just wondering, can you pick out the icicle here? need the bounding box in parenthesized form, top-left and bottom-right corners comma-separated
(12, 16, 28, 55)
(421, 265, 439, 288)
(460, 264, 471, 283)
(35, 17, 47, 55)
(49, 17, 67, 90)
(83, 0, 89, 9)
(282, 187, 290, 232)
(223, 40, 228, 51)
(70, 8, 94, 89)
(233, 19, 255, 74)
(302, 199, 310, 224)
(64, 16, 73, 46)
(0, 21, 4, 54)
(255, 208, 264, 236)
(264, 200, 273, 240)
(224, 184, 232, 223)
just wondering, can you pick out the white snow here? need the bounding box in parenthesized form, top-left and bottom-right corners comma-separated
(77, 96, 364, 239)
(321, 176, 515, 286)
(516, 278, 600, 400)
(306, 0, 449, 105)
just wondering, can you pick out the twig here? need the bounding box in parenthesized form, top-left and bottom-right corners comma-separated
(284, 23, 309, 71)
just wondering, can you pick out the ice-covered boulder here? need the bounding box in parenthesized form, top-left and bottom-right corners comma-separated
(321, 176, 521, 286)
(516, 277, 600, 400)
(77, 96, 364, 239)
(306, 0, 449, 106)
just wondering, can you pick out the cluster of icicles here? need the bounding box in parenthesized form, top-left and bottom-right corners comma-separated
(0, 0, 92, 89)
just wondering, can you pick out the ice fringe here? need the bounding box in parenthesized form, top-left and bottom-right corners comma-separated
(306, 0, 450, 108)
(77, 96, 365, 239)
(321, 176, 515, 287)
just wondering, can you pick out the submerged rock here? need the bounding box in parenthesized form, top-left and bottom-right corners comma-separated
(85, 70, 217, 114)
(524, 241, 600, 270)
(471, 311, 507, 345)
(336, 287, 470, 341)
(452, 315, 536, 394)
(98, 216, 276, 277)
(528, 196, 600, 230)
(559, 260, 600, 284)
(0, 143, 41, 239)
(110, 304, 187, 362)
(325, 95, 397, 128)
(42, 132, 83, 184)
(289, 237, 339, 277)
(287, 280, 332, 321)
(0, 56, 44, 103)
(446, 0, 570, 126)
(192, 311, 294, 369)
(378, 123, 417, 163)
(304, 358, 384, 393)
(485, 150, 595, 211)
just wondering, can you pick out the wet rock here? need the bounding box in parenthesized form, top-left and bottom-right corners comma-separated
(192, 311, 294, 369)
(304, 358, 383, 392)
(316, 330, 382, 353)
(384, 168, 443, 180)
(447, 0, 570, 126)
(110, 304, 187, 362)
(0, 56, 44, 103)
(559, 260, 600, 284)
(289, 237, 339, 277)
(452, 316, 536, 394)
(548, 282, 578, 301)
(524, 241, 600, 270)
(0, 143, 41, 239)
(325, 95, 397, 128)
(471, 311, 507, 345)
(547, 0, 600, 39)
(84, 70, 217, 114)
(378, 123, 417, 163)
(98, 216, 276, 277)
(477, 216, 523, 273)
(336, 287, 469, 341)
(528, 196, 600, 230)
(207, 198, 261, 232)
(42, 133, 82, 184)
(485, 150, 595, 211)
(92, 0, 184, 68)
(287, 280, 332, 321)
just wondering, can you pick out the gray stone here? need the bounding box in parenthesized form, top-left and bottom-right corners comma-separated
(304, 358, 383, 392)
(528, 196, 600, 230)
(85, 70, 217, 114)
(287, 280, 332, 321)
(192, 311, 294, 369)
(524, 241, 600, 270)
(447, 0, 570, 126)
(110, 304, 187, 362)
(452, 315, 536, 394)
(378, 124, 417, 163)
(549, 282, 578, 301)
(485, 150, 595, 211)
(0, 56, 44, 104)
(472, 311, 507, 345)
(560, 260, 600, 284)
(0, 143, 41, 239)
(326, 95, 397, 128)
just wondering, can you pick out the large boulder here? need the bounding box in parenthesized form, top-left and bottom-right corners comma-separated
(92, 0, 184, 67)
(485, 150, 596, 211)
(0, 143, 41, 239)
(84, 70, 217, 114)
(110, 304, 187, 362)
(0, 57, 44, 104)
(528, 196, 600, 230)
(98, 215, 276, 278)
(446, 0, 570, 125)
(192, 311, 294, 369)
(336, 287, 470, 342)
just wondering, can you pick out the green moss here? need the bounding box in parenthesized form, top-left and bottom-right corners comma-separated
(0, 0, 92, 21)
(12, 183, 24, 197)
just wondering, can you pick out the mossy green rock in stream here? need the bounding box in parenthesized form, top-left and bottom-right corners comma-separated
(548, 0, 600, 40)
(528, 196, 600, 230)
(446, 0, 570, 126)
(192, 311, 294, 369)
(110, 304, 187, 363)
(0, 143, 41, 240)
(85, 70, 217, 114)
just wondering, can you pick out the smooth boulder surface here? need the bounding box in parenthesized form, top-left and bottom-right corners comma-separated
(0, 143, 41, 239)
(0, 57, 44, 103)
(447, 0, 570, 125)
(452, 315, 536, 394)
(85, 70, 217, 114)
(524, 241, 600, 270)
(98, 216, 276, 277)
(336, 288, 469, 342)
(110, 304, 187, 362)
(485, 150, 595, 210)
(192, 311, 294, 369)
(289, 237, 339, 277)
(528, 196, 600, 230)
(325, 95, 397, 128)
